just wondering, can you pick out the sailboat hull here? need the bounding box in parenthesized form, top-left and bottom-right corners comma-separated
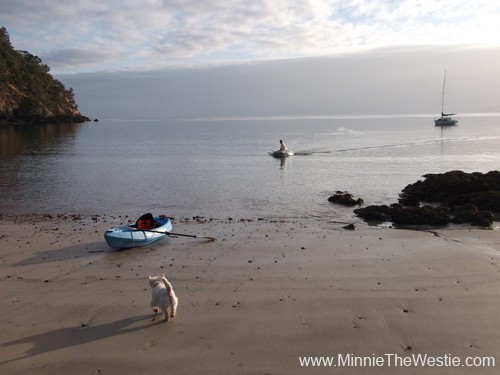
(434, 117, 458, 126)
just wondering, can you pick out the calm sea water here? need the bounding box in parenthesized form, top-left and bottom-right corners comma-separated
(1, 115, 499, 222)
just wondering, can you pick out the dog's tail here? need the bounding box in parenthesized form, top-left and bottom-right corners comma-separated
(162, 274, 177, 319)
(161, 274, 173, 293)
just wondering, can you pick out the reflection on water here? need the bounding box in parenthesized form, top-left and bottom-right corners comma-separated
(0, 117, 499, 221)
(0, 123, 81, 212)
(0, 122, 80, 157)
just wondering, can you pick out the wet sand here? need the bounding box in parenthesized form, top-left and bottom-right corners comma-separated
(1, 214, 499, 374)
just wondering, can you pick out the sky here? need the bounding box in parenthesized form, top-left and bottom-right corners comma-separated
(2, 0, 500, 118)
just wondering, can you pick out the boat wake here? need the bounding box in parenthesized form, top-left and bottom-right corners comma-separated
(285, 135, 500, 156)
(293, 150, 332, 156)
(337, 136, 500, 153)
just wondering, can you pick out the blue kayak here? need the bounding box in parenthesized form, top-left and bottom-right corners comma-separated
(104, 215, 173, 249)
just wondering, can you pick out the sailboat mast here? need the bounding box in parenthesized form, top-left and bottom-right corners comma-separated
(441, 70, 447, 115)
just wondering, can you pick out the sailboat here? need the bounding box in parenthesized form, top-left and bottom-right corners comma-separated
(435, 70, 458, 126)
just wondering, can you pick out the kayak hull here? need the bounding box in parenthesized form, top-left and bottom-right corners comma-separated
(104, 216, 173, 249)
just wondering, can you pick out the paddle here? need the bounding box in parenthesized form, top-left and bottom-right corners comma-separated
(140, 229, 216, 242)
(168, 231, 216, 242)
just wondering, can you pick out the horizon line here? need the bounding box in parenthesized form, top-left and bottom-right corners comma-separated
(98, 112, 500, 122)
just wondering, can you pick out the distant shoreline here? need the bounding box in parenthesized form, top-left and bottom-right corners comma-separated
(0, 114, 91, 125)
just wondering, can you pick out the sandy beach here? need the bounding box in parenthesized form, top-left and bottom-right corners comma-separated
(1, 214, 499, 374)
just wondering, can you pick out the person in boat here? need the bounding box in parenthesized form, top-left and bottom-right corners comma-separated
(279, 140, 288, 152)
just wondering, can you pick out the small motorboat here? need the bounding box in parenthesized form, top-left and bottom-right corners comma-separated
(271, 149, 294, 158)
(104, 213, 173, 249)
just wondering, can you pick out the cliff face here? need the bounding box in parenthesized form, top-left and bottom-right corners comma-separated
(0, 27, 89, 124)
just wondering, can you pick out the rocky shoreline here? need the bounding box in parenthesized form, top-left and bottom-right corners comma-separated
(0, 114, 91, 125)
(330, 171, 500, 227)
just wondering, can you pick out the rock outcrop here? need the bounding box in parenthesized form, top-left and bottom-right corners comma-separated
(399, 170, 500, 209)
(328, 191, 364, 206)
(354, 171, 499, 227)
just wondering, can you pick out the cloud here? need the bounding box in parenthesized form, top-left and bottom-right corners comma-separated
(43, 47, 125, 72)
(1, 0, 500, 73)
(60, 45, 500, 119)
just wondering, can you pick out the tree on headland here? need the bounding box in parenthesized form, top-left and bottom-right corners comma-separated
(0, 26, 89, 124)
(0, 26, 12, 48)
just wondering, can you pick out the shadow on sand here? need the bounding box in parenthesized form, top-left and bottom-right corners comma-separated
(10, 238, 172, 267)
(11, 241, 110, 267)
(0, 314, 156, 365)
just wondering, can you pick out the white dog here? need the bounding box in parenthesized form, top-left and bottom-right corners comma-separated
(148, 274, 178, 322)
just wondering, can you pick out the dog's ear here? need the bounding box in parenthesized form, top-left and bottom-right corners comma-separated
(162, 273, 165, 278)
(148, 276, 152, 279)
